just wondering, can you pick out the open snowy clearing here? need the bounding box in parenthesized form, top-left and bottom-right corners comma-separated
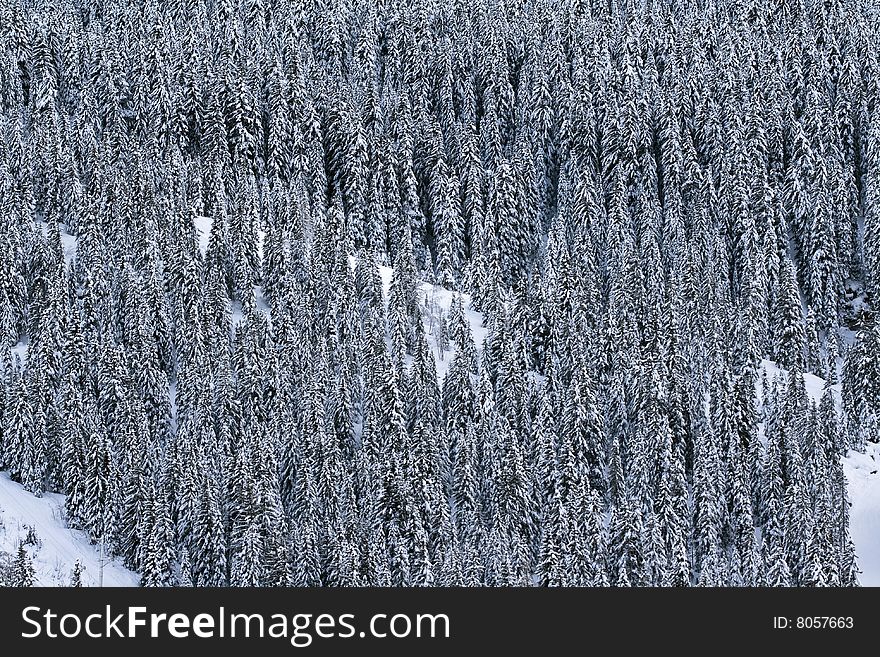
(0, 473, 138, 587)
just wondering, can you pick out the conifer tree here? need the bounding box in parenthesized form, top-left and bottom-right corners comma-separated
(12, 543, 36, 587)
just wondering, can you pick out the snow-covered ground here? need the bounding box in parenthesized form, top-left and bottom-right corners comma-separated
(845, 443, 880, 586)
(0, 473, 138, 587)
(760, 359, 834, 403)
(193, 214, 265, 263)
(10, 338, 28, 365)
(374, 263, 488, 382)
(36, 220, 78, 267)
(194, 214, 213, 257)
(60, 227, 78, 266)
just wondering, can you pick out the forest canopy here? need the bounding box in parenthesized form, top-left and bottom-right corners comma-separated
(0, 0, 877, 586)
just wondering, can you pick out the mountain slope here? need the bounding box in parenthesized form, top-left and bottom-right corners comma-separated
(0, 473, 138, 587)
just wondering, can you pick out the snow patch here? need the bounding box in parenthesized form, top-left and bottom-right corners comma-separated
(416, 278, 487, 381)
(760, 359, 838, 407)
(36, 221, 78, 267)
(60, 226, 78, 267)
(844, 442, 880, 586)
(193, 215, 213, 257)
(366, 260, 487, 382)
(10, 338, 28, 365)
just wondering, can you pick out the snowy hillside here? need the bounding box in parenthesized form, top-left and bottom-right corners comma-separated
(0, 474, 138, 587)
(4, 0, 880, 590)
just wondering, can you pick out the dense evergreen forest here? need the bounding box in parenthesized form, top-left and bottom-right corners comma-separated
(0, 0, 878, 586)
